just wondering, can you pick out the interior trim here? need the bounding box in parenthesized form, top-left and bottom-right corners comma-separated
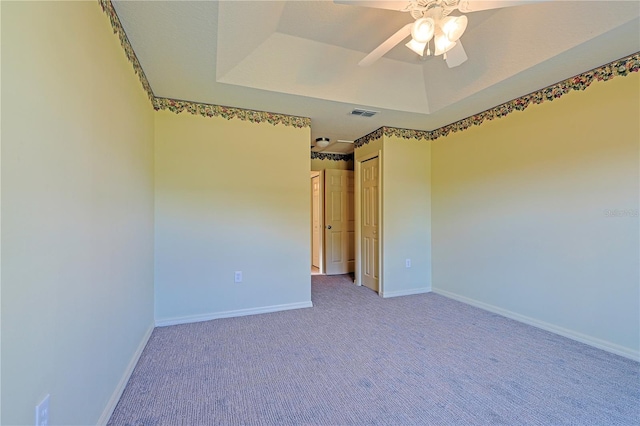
(433, 288, 639, 361)
(99, 0, 311, 129)
(155, 301, 314, 327)
(99, 1, 637, 149)
(97, 323, 155, 425)
(99, 0, 155, 103)
(355, 52, 640, 148)
(311, 152, 354, 161)
(153, 97, 311, 128)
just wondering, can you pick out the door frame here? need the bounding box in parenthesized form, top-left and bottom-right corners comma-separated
(310, 170, 324, 274)
(355, 150, 383, 294)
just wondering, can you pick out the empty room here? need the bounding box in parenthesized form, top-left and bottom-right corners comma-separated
(1, 1, 639, 425)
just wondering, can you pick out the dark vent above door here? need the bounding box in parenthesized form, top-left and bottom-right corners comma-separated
(350, 108, 378, 117)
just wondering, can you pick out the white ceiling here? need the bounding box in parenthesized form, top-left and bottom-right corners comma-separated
(112, 0, 639, 154)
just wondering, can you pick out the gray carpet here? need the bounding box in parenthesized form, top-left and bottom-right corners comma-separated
(109, 275, 640, 425)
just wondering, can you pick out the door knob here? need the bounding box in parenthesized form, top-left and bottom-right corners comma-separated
(327, 225, 332, 229)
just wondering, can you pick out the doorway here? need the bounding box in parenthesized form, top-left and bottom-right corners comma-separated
(311, 171, 323, 275)
(310, 169, 355, 276)
(324, 170, 355, 275)
(360, 157, 379, 292)
(355, 152, 381, 294)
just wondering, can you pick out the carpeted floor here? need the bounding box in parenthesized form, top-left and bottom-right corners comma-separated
(109, 274, 640, 425)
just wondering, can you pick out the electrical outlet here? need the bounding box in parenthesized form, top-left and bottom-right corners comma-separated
(234, 271, 242, 283)
(36, 394, 50, 426)
(405, 259, 411, 268)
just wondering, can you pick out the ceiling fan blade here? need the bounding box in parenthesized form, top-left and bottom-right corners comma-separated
(333, 1, 409, 11)
(457, 0, 546, 13)
(444, 41, 468, 68)
(359, 23, 412, 67)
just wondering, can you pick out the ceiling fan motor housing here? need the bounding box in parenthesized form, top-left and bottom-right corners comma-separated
(409, 0, 460, 20)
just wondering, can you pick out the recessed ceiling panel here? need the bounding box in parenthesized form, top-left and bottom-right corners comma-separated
(424, 1, 640, 112)
(216, 1, 287, 79)
(113, 0, 640, 144)
(217, 32, 431, 113)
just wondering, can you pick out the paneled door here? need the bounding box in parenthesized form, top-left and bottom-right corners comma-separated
(311, 175, 320, 268)
(324, 170, 355, 275)
(361, 157, 379, 292)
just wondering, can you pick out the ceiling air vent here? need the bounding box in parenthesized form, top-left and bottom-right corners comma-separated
(350, 108, 378, 118)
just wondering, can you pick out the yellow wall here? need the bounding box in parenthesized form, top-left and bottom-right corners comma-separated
(1, 2, 155, 424)
(154, 110, 312, 323)
(355, 136, 383, 160)
(355, 134, 432, 297)
(382, 135, 431, 296)
(432, 72, 640, 357)
(2, 5, 638, 426)
(311, 158, 354, 171)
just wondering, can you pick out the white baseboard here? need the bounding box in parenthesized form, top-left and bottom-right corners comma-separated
(98, 322, 155, 425)
(432, 288, 639, 362)
(381, 287, 431, 298)
(155, 301, 314, 327)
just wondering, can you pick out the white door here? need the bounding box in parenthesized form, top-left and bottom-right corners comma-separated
(324, 170, 355, 275)
(311, 176, 320, 268)
(361, 157, 379, 292)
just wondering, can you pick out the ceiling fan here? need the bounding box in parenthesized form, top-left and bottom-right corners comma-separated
(336, 0, 544, 68)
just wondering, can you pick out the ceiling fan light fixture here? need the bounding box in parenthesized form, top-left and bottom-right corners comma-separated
(315, 137, 330, 148)
(405, 38, 427, 56)
(434, 33, 456, 56)
(410, 17, 435, 43)
(440, 15, 468, 42)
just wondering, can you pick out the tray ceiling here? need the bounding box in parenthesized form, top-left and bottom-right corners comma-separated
(112, 1, 640, 153)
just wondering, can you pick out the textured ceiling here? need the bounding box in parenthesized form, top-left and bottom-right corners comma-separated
(113, 1, 640, 154)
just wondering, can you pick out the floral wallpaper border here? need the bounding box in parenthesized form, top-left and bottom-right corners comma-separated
(354, 128, 385, 148)
(99, 1, 311, 129)
(355, 52, 640, 148)
(100, 1, 636, 150)
(99, 0, 154, 103)
(311, 152, 354, 162)
(153, 97, 311, 128)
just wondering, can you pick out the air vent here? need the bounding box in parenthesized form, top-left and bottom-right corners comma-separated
(350, 108, 378, 118)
